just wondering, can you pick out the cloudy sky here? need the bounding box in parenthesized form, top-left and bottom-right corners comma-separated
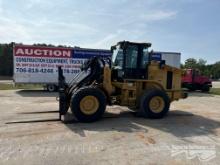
(0, 0, 219, 63)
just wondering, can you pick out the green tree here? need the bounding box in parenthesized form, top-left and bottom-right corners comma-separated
(197, 58, 207, 74)
(0, 43, 13, 76)
(198, 58, 207, 66)
(184, 58, 198, 69)
(211, 62, 220, 79)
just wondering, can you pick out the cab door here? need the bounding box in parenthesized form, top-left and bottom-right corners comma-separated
(123, 44, 148, 79)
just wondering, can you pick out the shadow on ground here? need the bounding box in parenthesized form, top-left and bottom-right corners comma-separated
(16, 90, 57, 97)
(5, 107, 220, 139)
(64, 110, 220, 138)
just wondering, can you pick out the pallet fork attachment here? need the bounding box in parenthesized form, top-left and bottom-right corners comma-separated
(58, 66, 69, 120)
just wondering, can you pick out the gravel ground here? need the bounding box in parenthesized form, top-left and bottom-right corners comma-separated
(0, 90, 220, 165)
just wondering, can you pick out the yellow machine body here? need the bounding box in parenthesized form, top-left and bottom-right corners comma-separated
(102, 61, 185, 109)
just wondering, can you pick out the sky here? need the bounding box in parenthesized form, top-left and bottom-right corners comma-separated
(0, 0, 219, 64)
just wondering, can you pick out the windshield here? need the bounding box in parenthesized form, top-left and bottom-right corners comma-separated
(112, 45, 123, 69)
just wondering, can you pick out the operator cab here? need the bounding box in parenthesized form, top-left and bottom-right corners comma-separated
(111, 41, 151, 80)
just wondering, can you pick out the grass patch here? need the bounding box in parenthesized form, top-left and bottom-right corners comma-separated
(0, 83, 43, 90)
(210, 88, 220, 95)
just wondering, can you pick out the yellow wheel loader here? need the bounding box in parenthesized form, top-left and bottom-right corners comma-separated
(58, 41, 187, 122)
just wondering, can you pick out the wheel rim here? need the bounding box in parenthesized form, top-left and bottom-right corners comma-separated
(149, 96, 165, 113)
(80, 96, 99, 115)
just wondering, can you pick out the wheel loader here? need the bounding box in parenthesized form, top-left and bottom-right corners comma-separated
(58, 41, 187, 122)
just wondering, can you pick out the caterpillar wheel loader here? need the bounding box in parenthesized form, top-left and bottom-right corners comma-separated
(58, 41, 187, 122)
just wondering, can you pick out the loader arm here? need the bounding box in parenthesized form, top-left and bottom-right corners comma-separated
(57, 57, 106, 118)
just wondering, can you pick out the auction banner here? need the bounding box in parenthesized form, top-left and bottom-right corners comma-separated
(13, 45, 84, 83)
(13, 45, 111, 84)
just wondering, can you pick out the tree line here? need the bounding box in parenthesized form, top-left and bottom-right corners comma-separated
(0, 43, 13, 76)
(0, 43, 219, 79)
(181, 58, 220, 80)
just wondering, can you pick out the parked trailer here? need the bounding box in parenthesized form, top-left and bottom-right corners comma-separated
(13, 45, 111, 91)
(151, 51, 181, 68)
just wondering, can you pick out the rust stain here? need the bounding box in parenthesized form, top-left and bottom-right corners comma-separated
(136, 132, 156, 145)
(137, 132, 145, 139)
(147, 137, 156, 144)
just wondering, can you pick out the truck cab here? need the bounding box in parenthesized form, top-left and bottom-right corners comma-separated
(182, 69, 212, 92)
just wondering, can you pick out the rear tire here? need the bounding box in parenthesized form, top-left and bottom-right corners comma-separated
(71, 87, 106, 122)
(139, 89, 170, 119)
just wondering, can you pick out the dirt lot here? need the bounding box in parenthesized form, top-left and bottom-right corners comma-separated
(0, 90, 220, 165)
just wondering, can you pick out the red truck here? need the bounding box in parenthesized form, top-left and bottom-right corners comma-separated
(182, 69, 212, 92)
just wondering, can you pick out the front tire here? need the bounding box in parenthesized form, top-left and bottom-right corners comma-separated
(71, 87, 106, 122)
(139, 89, 170, 119)
(187, 85, 196, 91)
(201, 85, 210, 92)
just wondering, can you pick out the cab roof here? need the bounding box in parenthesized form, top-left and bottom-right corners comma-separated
(117, 41, 152, 48)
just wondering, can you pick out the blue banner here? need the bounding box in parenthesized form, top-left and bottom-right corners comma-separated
(151, 53, 162, 61)
(72, 48, 112, 59)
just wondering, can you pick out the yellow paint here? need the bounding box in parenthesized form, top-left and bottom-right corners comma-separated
(103, 66, 114, 95)
(149, 96, 165, 113)
(101, 61, 185, 109)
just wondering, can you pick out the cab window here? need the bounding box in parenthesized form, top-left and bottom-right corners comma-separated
(125, 45, 138, 69)
(112, 45, 123, 69)
(141, 48, 149, 68)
